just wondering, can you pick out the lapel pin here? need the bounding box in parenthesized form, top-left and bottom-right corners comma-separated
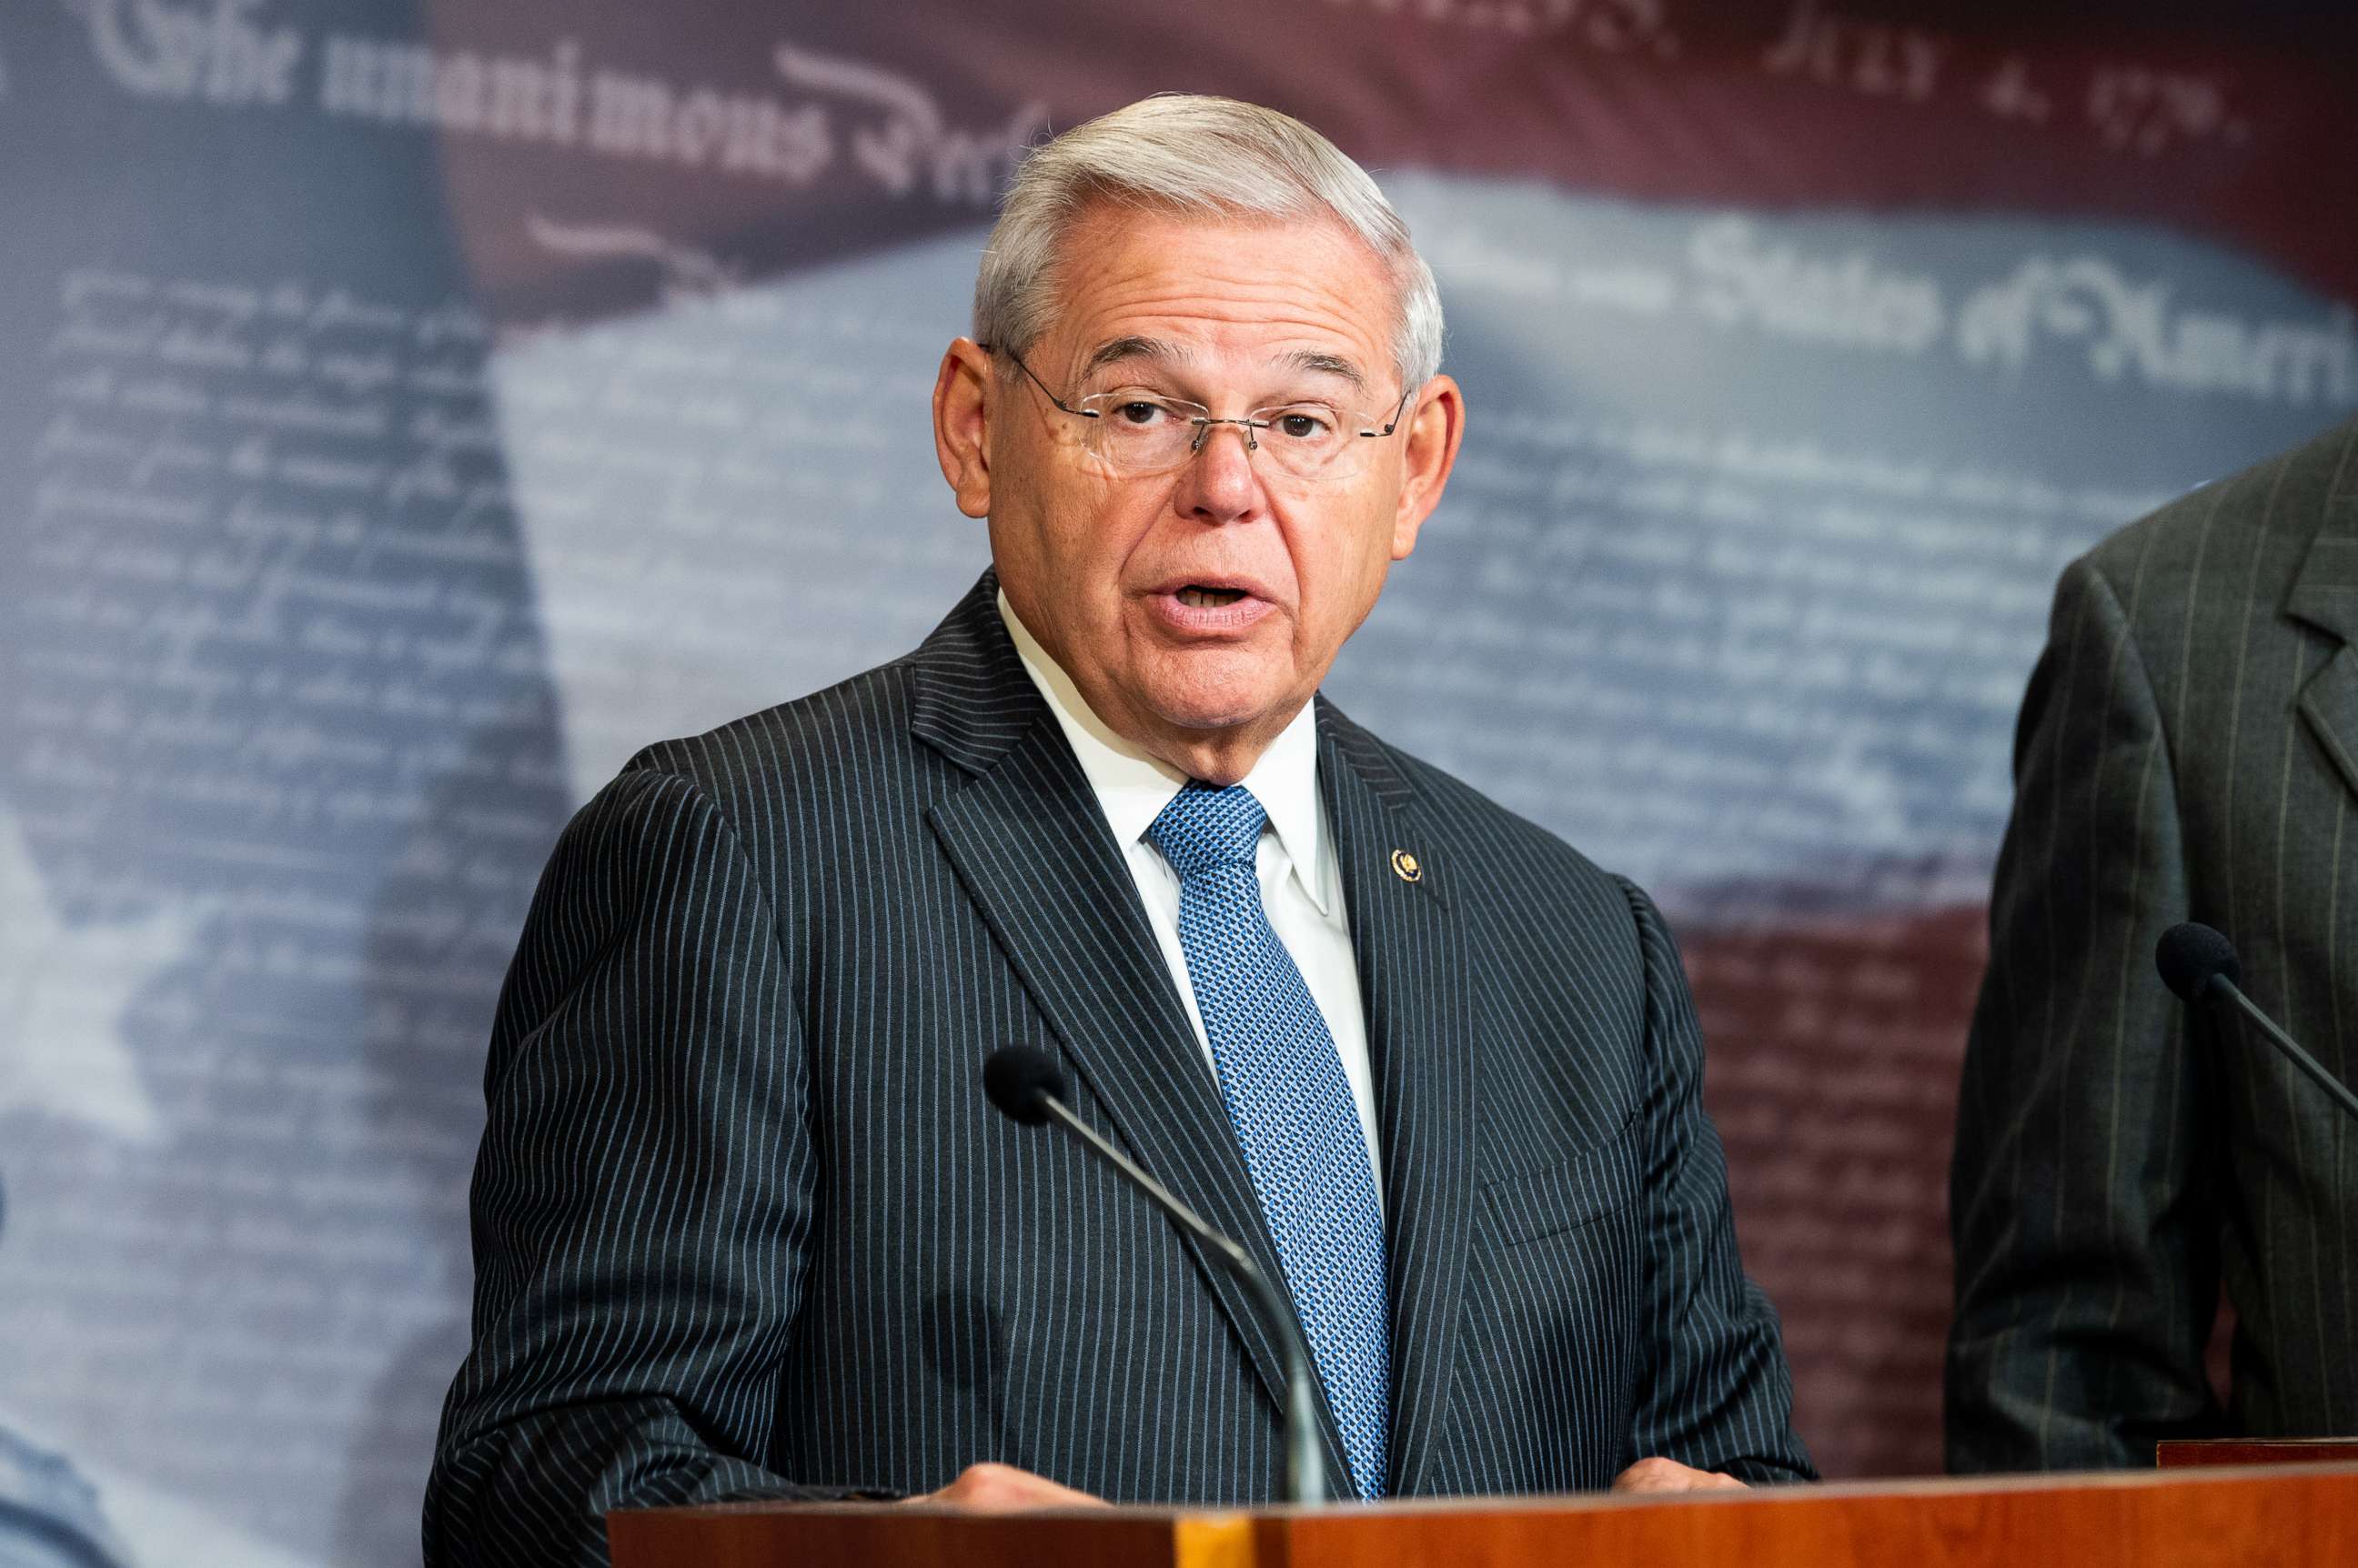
(1390, 849, 1423, 883)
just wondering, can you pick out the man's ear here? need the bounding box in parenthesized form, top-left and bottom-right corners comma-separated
(1390, 373, 1465, 559)
(932, 337, 995, 519)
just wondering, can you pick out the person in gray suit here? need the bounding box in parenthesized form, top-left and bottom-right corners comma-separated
(1949, 415, 2358, 1471)
(428, 95, 1809, 1563)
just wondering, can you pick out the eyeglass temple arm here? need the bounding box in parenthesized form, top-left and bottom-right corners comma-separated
(1362, 387, 1416, 438)
(980, 343, 1101, 419)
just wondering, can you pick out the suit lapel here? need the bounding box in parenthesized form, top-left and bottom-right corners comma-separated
(2284, 434, 2358, 801)
(912, 575, 1353, 1486)
(1317, 701, 1477, 1497)
(2296, 643, 2358, 804)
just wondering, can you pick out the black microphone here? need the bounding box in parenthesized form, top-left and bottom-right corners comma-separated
(2157, 923, 2358, 1122)
(982, 1045, 1328, 1504)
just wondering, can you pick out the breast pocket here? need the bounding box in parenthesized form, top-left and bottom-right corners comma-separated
(1479, 1120, 1644, 1247)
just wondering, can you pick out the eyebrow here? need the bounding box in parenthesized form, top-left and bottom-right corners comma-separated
(1277, 349, 1366, 391)
(1081, 336, 1187, 377)
(1078, 337, 1369, 393)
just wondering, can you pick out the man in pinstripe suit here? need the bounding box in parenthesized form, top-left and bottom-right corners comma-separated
(1950, 415, 2358, 1471)
(428, 96, 1809, 1563)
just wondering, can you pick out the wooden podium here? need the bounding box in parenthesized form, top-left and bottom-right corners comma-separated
(610, 1463, 2358, 1567)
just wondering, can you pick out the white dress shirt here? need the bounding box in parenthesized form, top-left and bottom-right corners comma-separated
(998, 592, 1384, 1198)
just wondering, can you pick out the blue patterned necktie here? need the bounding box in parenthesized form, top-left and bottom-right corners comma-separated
(1146, 782, 1390, 1500)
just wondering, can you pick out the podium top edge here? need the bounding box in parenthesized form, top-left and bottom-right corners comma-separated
(609, 1460, 2358, 1524)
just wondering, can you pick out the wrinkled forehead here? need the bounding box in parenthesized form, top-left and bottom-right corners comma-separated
(1041, 202, 1398, 392)
(1076, 335, 1371, 397)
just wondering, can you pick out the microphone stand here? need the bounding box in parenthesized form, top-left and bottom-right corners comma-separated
(2203, 976, 2358, 1123)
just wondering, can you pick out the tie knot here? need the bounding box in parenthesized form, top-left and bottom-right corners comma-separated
(1146, 783, 1267, 878)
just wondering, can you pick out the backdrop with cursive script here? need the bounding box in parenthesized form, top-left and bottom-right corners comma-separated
(3, 1, 2354, 1562)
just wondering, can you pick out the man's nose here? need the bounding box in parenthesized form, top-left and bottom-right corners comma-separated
(1176, 420, 1263, 523)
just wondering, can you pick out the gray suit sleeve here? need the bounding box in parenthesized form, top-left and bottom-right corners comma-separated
(425, 768, 852, 1567)
(1946, 555, 2223, 1473)
(1620, 880, 1816, 1483)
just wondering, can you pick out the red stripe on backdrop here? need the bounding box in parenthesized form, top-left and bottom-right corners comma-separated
(1688, 903, 1990, 1477)
(418, 2, 2358, 318)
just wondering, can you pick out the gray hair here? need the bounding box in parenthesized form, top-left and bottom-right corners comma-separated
(973, 95, 1444, 393)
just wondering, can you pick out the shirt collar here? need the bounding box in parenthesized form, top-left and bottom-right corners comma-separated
(998, 588, 1330, 913)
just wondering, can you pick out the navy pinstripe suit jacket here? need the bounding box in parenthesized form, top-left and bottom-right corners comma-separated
(426, 573, 1810, 1563)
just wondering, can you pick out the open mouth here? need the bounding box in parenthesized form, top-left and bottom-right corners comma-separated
(1175, 586, 1248, 608)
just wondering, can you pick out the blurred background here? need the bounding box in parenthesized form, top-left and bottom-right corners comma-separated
(3, 1, 2354, 1562)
